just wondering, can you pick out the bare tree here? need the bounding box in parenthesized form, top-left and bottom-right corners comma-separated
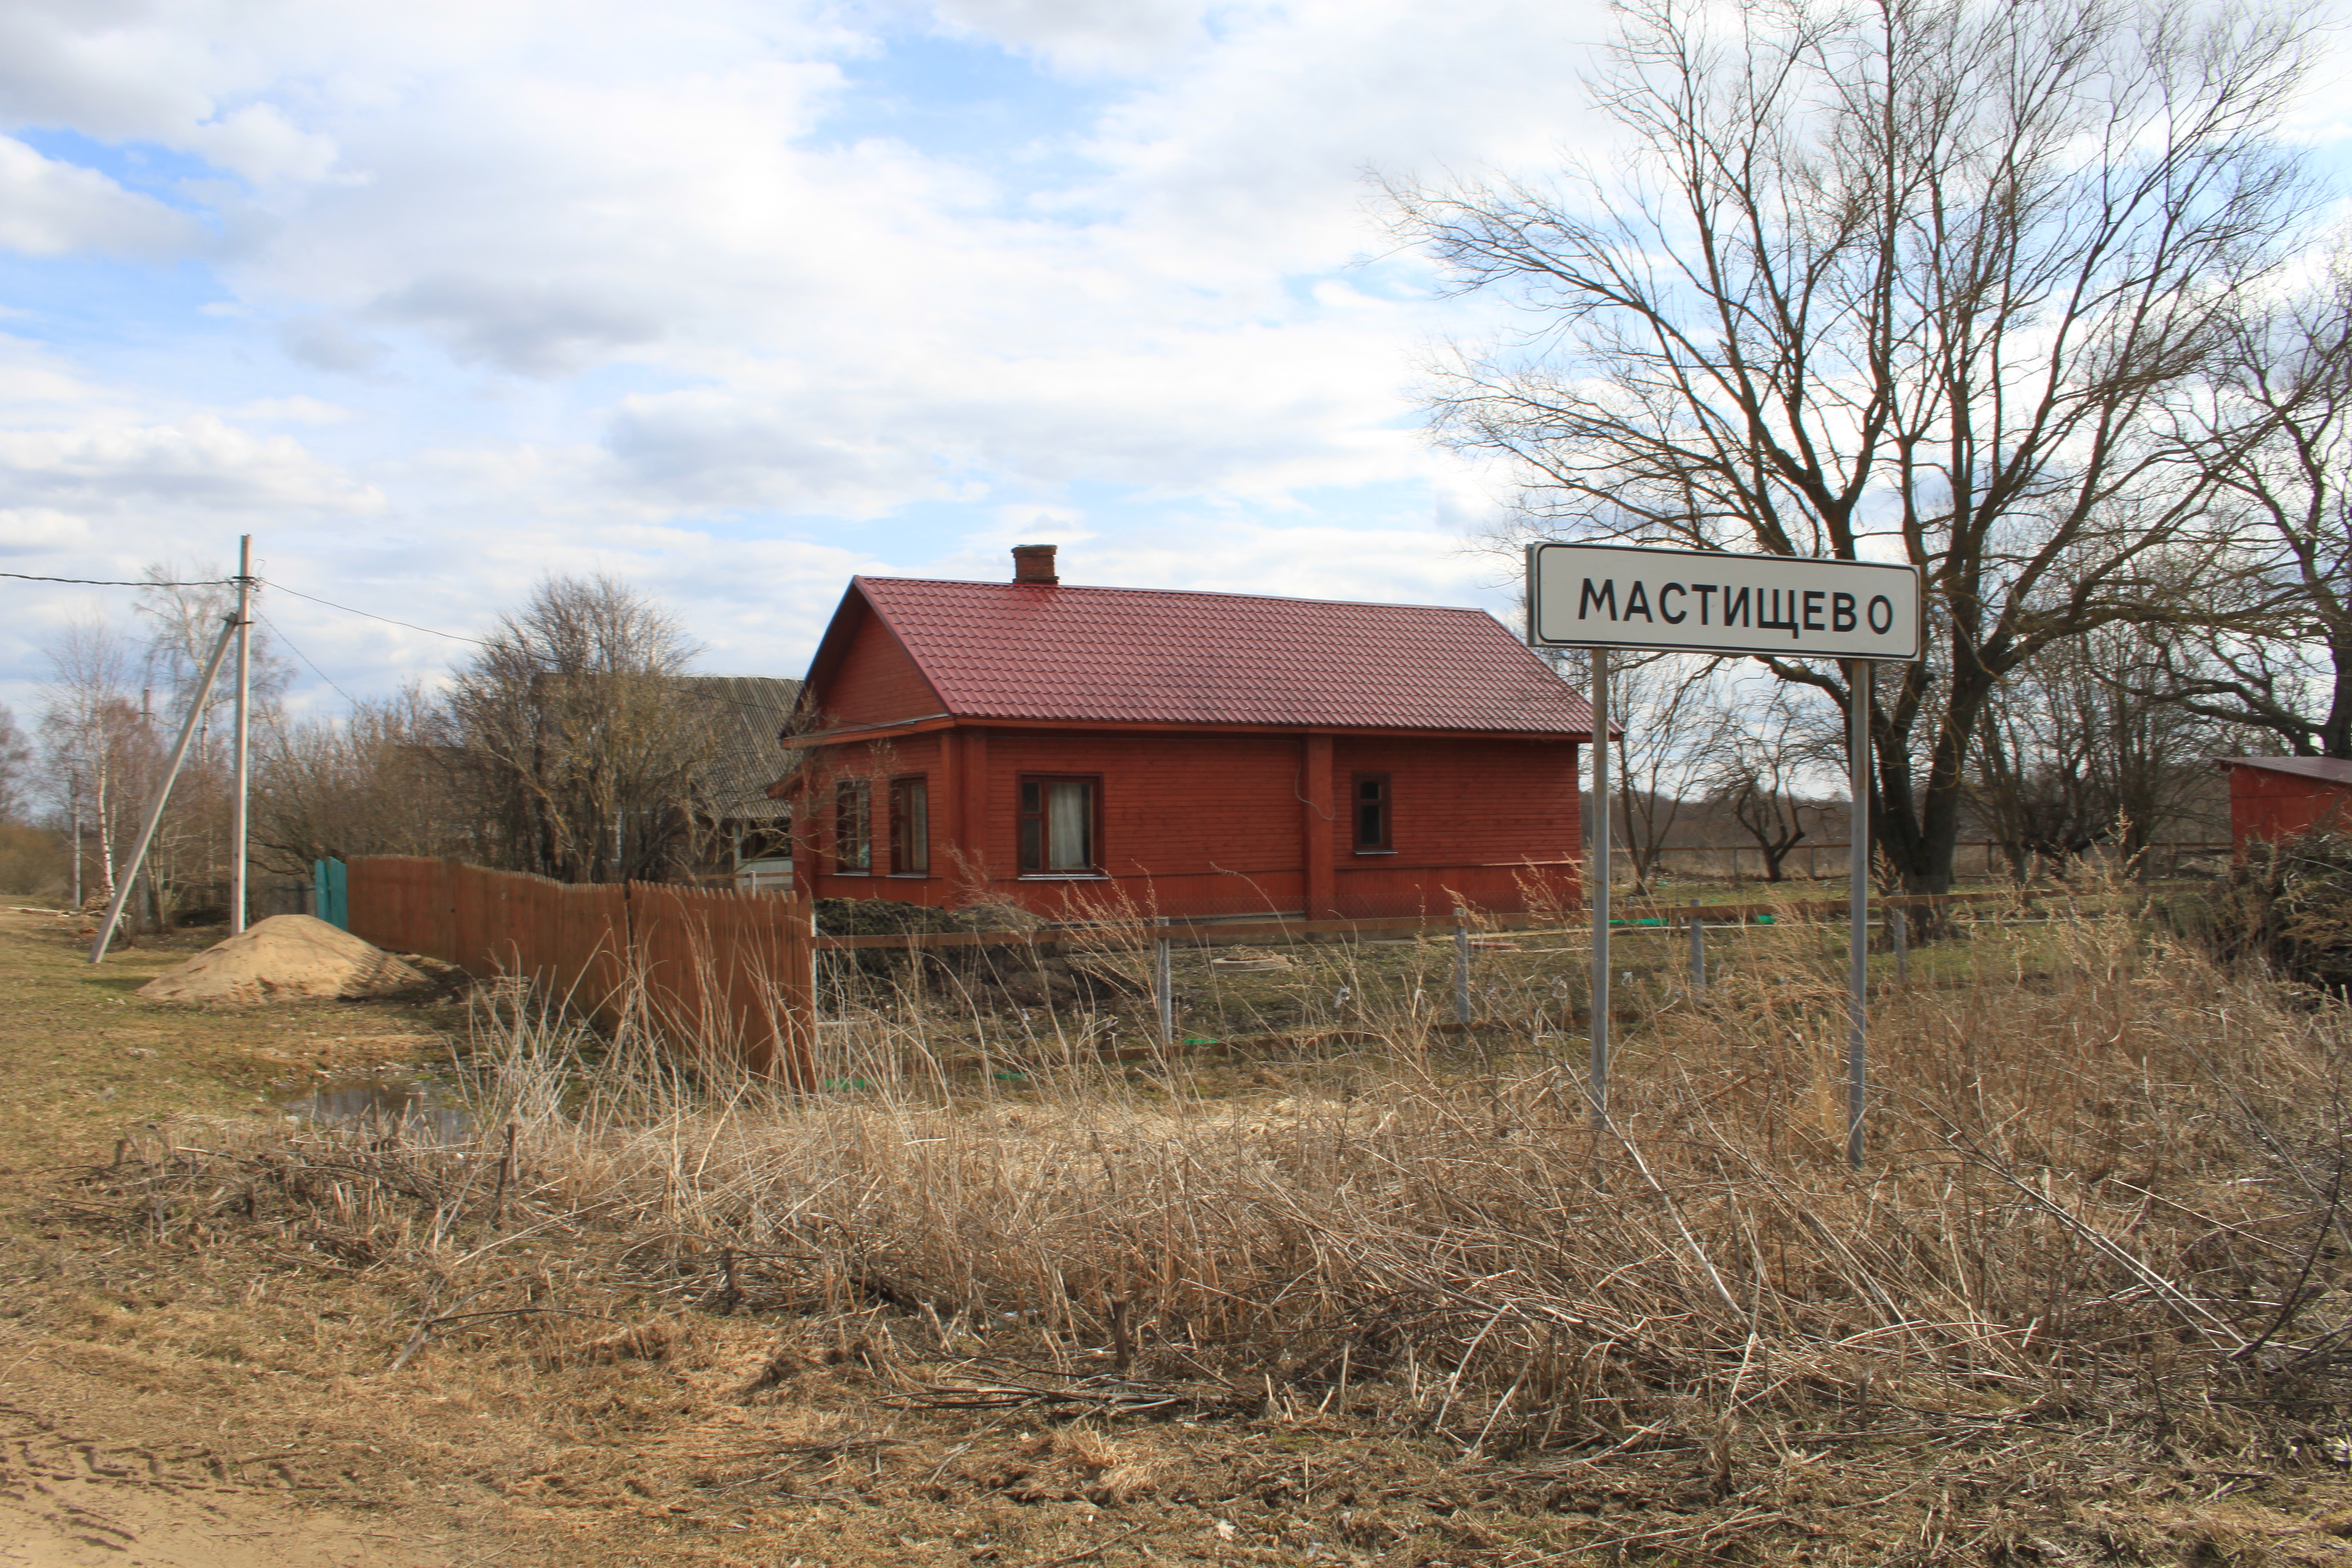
(1707, 685, 1832, 882)
(1607, 652, 1718, 893)
(446, 574, 726, 883)
(0, 704, 31, 824)
(251, 683, 477, 878)
(37, 620, 149, 907)
(2133, 263, 2352, 757)
(1972, 622, 2240, 877)
(1385, 0, 2316, 892)
(135, 564, 291, 740)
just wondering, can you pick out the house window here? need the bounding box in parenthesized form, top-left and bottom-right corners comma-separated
(889, 777, 929, 875)
(1353, 772, 1392, 851)
(732, 823, 791, 867)
(1019, 777, 1098, 874)
(834, 779, 871, 873)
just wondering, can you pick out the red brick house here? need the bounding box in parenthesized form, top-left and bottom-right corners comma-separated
(777, 545, 1595, 920)
(2216, 756, 2352, 854)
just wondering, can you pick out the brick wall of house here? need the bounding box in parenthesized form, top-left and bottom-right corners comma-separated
(1328, 736, 1580, 917)
(818, 606, 942, 728)
(799, 731, 942, 895)
(980, 730, 1310, 918)
(799, 727, 1583, 919)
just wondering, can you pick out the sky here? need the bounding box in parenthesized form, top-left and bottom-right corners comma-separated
(1, 0, 2348, 725)
(0, 0, 1632, 719)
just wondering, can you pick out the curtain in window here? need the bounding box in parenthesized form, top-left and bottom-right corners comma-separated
(1047, 781, 1091, 870)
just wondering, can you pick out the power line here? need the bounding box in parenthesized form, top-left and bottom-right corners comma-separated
(256, 611, 361, 709)
(262, 580, 488, 646)
(2, 572, 236, 587)
(17, 572, 802, 707)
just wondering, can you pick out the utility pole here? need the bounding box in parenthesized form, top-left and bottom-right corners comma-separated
(90, 615, 238, 963)
(231, 535, 252, 934)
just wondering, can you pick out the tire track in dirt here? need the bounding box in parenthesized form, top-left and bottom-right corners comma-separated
(0, 1400, 464, 1568)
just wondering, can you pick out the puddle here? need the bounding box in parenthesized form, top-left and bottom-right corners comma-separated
(278, 1074, 473, 1143)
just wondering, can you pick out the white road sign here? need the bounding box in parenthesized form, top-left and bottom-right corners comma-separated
(1527, 541, 1922, 661)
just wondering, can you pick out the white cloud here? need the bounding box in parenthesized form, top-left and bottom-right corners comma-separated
(0, 0, 232, 144)
(0, 415, 382, 515)
(0, 136, 194, 257)
(0, 505, 93, 557)
(939, 517, 1501, 608)
(187, 101, 339, 186)
(0, 336, 119, 418)
(930, 0, 1211, 74)
(371, 274, 669, 378)
(237, 395, 353, 425)
(277, 316, 389, 375)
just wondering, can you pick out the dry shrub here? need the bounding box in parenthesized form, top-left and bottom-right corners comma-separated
(2181, 830, 2352, 993)
(80, 902, 2352, 1469)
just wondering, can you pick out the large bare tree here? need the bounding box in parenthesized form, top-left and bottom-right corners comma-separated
(446, 573, 725, 883)
(1386, 0, 2316, 890)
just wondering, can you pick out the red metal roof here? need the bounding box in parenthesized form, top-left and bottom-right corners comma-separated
(836, 577, 1596, 735)
(2216, 755, 2352, 786)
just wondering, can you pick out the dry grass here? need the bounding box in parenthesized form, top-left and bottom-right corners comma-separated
(54, 900, 2352, 1561)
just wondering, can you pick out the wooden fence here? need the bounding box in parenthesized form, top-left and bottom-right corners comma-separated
(346, 856, 815, 1083)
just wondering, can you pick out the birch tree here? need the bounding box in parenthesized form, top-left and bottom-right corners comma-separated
(37, 621, 148, 905)
(0, 704, 30, 824)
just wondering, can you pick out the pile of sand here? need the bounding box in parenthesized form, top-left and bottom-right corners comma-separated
(137, 914, 427, 1005)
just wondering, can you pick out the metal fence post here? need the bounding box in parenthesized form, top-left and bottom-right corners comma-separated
(1453, 911, 1472, 1025)
(1891, 907, 1908, 986)
(1155, 916, 1174, 1047)
(1688, 901, 1706, 1000)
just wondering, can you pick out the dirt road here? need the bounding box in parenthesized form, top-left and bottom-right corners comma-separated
(0, 910, 508, 1567)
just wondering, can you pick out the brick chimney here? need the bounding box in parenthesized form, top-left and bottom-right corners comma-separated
(1011, 543, 1059, 584)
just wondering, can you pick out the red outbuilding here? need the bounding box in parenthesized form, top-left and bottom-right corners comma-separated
(2216, 755, 2352, 853)
(776, 545, 1596, 921)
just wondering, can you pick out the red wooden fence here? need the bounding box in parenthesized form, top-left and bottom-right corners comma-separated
(346, 856, 814, 1084)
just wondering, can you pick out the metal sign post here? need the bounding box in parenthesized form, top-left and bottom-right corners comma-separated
(1527, 541, 1922, 1161)
(1589, 647, 1611, 1123)
(1847, 658, 1870, 1166)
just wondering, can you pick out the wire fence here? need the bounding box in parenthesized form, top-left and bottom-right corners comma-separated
(342, 853, 2190, 1091)
(803, 884, 2159, 1086)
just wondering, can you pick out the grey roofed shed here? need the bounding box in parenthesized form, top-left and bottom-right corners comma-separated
(687, 675, 801, 824)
